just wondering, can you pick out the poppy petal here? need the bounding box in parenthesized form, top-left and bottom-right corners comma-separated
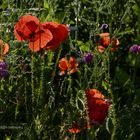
(15, 28, 31, 41)
(99, 33, 110, 47)
(59, 57, 78, 75)
(69, 68, 78, 74)
(42, 22, 68, 50)
(57, 24, 68, 42)
(45, 39, 61, 50)
(21, 15, 39, 38)
(42, 22, 58, 30)
(99, 33, 110, 38)
(2, 43, 9, 55)
(99, 37, 110, 47)
(14, 24, 29, 41)
(59, 71, 65, 76)
(21, 15, 39, 24)
(26, 21, 39, 33)
(68, 124, 81, 133)
(85, 89, 110, 124)
(97, 45, 106, 53)
(29, 29, 53, 52)
(0, 40, 9, 55)
(89, 100, 110, 124)
(58, 58, 69, 71)
(69, 57, 78, 69)
(42, 22, 60, 50)
(14, 15, 39, 41)
(86, 89, 105, 100)
(111, 37, 119, 47)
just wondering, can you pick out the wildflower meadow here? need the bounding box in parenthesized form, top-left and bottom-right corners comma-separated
(0, 0, 140, 139)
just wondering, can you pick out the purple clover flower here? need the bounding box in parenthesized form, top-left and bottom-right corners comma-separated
(0, 61, 8, 78)
(129, 44, 140, 53)
(83, 53, 94, 63)
(0, 69, 9, 77)
(0, 61, 7, 69)
(137, 46, 140, 52)
(100, 24, 108, 30)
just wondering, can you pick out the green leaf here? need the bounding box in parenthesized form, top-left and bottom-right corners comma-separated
(102, 80, 108, 90)
(76, 97, 85, 111)
(44, 1, 49, 9)
(8, 86, 13, 92)
(105, 117, 113, 134)
(76, 41, 90, 52)
(5, 136, 11, 140)
(132, 3, 140, 16)
(134, 89, 140, 105)
(115, 67, 130, 86)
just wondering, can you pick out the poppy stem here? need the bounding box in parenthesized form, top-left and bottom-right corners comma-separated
(37, 56, 45, 108)
(31, 54, 35, 119)
(83, 90, 90, 132)
(50, 47, 62, 82)
(24, 77, 29, 122)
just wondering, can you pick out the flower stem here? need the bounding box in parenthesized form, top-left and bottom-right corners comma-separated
(31, 54, 35, 119)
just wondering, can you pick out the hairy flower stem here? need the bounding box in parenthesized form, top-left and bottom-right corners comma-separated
(110, 90, 118, 140)
(50, 47, 62, 82)
(106, 50, 118, 140)
(24, 77, 29, 121)
(37, 56, 45, 110)
(93, 56, 98, 88)
(107, 70, 119, 140)
(31, 54, 35, 119)
(31, 54, 39, 139)
(15, 101, 19, 120)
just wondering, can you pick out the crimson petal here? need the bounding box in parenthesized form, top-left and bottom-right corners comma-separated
(29, 29, 53, 52)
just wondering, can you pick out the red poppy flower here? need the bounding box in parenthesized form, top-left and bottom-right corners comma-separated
(0, 39, 9, 55)
(68, 89, 110, 134)
(110, 37, 119, 52)
(98, 33, 110, 47)
(68, 57, 78, 74)
(97, 45, 106, 53)
(68, 124, 92, 134)
(85, 89, 110, 124)
(42, 22, 68, 51)
(28, 29, 53, 52)
(97, 33, 119, 53)
(68, 123, 81, 133)
(58, 57, 69, 75)
(14, 15, 53, 52)
(14, 15, 39, 41)
(58, 57, 78, 75)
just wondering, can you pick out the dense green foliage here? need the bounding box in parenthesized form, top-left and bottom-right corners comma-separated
(0, 0, 140, 140)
